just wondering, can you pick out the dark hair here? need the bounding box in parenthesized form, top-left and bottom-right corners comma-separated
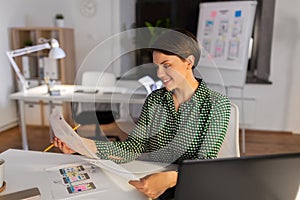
(151, 28, 201, 69)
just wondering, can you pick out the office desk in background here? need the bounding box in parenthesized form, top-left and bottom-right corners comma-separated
(0, 149, 173, 200)
(10, 84, 147, 150)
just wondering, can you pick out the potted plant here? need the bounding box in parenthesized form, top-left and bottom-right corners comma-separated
(136, 18, 171, 64)
(23, 40, 33, 47)
(55, 14, 64, 27)
(145, 18, 171, 45)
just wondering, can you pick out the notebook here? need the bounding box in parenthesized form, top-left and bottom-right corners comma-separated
(175, 153, 300, 200)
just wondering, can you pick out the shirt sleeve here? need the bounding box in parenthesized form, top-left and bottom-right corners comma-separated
(94, 95, 153, 163)
(197, 94, 231, 159)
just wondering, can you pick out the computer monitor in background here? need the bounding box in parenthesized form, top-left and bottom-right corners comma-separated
(175, 153, 300, 200)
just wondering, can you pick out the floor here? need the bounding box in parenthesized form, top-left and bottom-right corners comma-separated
(1, 123, 300, 156)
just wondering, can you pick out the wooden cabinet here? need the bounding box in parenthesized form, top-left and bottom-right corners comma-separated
(10, 27, 76, 126)
(10, 27, 76, 86)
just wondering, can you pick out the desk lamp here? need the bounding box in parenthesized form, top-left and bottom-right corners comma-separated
(6, 38, 66, 93)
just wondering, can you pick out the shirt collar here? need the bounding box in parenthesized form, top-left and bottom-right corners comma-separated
(162, 78, 210, 106)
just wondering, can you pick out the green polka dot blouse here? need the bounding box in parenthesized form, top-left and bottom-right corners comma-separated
(95, 79, 231, 164)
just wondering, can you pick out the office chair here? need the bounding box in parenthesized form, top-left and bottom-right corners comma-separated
(218, 102, 240, 158)
(72, 71, 120, 141)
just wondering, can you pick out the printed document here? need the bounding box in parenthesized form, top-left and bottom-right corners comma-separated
(49, 109, 98, 159)
(48, 109, 138, 180)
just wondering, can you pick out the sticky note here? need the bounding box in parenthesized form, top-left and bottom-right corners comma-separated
(235, 10, 242, 17)
(211, 11, 217, 18)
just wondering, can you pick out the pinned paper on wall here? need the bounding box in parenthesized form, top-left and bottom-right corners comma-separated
(211, 11, 217, 18)
(198, 3, 253, 67)
(196, 1, 257, 87)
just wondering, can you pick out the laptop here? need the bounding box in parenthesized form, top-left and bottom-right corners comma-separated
(175, 153, 300, 200)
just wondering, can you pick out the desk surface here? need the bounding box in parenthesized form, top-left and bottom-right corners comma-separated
(1, 150, 299, 199)
(9, 84, 147, 150)
(10, 85, 147, 104)
(0, 149, 174, 200)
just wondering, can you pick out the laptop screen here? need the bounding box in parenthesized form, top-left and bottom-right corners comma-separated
(175, 153, 300, 200)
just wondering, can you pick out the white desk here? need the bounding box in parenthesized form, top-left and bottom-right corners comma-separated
(10, 85, 147, 150)
(0, 149, 174, 200)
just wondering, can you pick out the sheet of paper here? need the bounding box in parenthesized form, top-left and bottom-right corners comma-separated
(45, 162, 110, 200)
(49, 109, 98, 159)
(49, 109, 139, 181)
(83, 158, 139, 181)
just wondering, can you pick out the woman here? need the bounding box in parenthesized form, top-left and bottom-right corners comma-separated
(54, 29, 231, 199)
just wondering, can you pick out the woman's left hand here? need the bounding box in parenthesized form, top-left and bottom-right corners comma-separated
(129, 171, 178, 199)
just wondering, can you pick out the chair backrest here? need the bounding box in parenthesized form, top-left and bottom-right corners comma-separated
(81, 71, 116, 87)
(218, 102, 240, 158)
(79, 71, 117, 112)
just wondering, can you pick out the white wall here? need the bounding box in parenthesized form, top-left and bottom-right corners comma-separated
(0, 0, 299, 134)
(279, 0, 300, 134)
(0, 0, 25, 131)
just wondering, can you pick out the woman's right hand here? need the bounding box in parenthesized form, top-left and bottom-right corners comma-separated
(53, 137, 76, 154)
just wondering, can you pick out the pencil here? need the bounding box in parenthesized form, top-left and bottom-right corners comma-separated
(72, 124, 81, 131)
(43, 143, 54, 152)
(43, 124, 81, 152)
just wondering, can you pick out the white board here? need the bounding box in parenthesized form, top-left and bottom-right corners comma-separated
(196, 1, 257, 87)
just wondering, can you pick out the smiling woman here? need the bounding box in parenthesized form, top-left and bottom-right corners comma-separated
(152, 52, 199, 110)
(54, 28, 231, 199)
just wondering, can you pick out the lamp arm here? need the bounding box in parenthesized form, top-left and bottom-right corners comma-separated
(6, 42, 51, 91)
(9, 43, 51, 57)
(6, 52, 27, 87)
